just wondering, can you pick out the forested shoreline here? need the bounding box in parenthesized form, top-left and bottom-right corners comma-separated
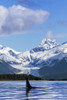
(0, 74, 42, 80)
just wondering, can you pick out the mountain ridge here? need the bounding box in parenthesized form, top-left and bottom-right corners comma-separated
(0, 38, 67, 79)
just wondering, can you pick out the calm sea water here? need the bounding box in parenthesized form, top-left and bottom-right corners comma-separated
(0, 81, 67, 100)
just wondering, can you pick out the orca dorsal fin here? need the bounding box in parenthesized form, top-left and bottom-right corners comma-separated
(26, 77, 32, 88)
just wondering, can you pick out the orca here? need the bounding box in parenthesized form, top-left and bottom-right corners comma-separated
(26, 77, 36, 89)
(26, 77, 36, 100)
(26, 77, 32, 89)
(25, 77, 46, 100)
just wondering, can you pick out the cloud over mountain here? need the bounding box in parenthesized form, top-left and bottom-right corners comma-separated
(0, 5, 50, 36)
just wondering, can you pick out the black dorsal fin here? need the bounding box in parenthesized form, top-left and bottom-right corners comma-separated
(26, 77, 32, 88)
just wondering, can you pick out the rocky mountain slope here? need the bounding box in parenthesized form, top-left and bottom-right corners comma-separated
(0, 60, 20, 74)
(39, 57, 67, 79)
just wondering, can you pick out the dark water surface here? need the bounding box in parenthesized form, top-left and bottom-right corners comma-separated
(0, 81, 67, 100)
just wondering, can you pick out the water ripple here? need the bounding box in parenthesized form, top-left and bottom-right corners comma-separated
(0, 81, 67, 100)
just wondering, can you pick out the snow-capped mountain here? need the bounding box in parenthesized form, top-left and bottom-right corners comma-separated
(0, 38, 67, 78)
(30, 38, 58, 53)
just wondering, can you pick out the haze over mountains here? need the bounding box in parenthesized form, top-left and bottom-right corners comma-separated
(0, 38, 67, 79)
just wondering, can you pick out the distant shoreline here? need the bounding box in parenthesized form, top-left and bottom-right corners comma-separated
(0, 74, 66, 81)
(0, 74, 42, 81)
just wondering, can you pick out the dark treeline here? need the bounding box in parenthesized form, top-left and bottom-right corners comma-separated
(0, 74, 42, 80)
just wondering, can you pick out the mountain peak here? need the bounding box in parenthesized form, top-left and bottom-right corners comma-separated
(41, 38, 57, 45)
(40, 38, 58, 49)
(30, 38, 58, 53)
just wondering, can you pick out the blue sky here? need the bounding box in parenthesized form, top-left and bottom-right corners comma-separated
(0, 0, 67, 52)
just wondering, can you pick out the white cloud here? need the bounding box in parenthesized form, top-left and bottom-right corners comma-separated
(46, 31, 67, 39)
(0, 5, 50, 36)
